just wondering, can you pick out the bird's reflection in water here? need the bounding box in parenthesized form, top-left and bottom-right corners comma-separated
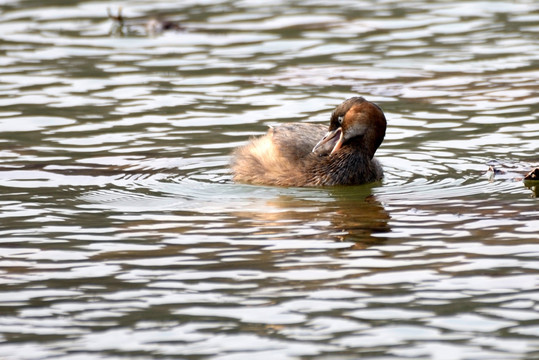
(233, 183, 390, 250)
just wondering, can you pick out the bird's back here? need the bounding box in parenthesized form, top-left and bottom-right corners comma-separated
(270, 123, 327, 160)
(231, 123, 326, 186)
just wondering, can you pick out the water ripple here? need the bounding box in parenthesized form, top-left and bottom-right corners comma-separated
(1, 0, 538, 359)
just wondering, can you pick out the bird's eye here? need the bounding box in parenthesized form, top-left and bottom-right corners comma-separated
(337, 116, 344, 124)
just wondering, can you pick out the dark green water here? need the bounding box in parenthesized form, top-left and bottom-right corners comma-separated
(0, 0, 538, 359)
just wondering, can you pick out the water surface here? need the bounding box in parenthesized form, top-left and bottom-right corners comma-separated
(0, 0, 538, 359)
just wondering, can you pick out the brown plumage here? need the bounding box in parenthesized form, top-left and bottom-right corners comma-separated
(231, 97, 387, 187)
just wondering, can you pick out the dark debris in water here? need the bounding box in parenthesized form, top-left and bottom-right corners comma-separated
(523, 168, 539, 198)
(485, 162, 539, 197)
(485, 160, 539, 181)
(108, 7, 184, 37)
(524, 167, 539, 181)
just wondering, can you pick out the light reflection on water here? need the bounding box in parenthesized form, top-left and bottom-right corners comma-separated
(1, 0, 539, 359)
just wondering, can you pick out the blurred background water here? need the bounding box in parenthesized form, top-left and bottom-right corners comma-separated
(0, 0, 538, 359)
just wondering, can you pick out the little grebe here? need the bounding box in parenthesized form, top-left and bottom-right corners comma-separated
(231, 97, 387, 187)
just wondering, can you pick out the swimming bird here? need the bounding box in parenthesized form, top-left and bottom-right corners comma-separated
(231, 97, 387, 187)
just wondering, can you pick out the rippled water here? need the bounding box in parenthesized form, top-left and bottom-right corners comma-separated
(1, 0, 538, 359)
